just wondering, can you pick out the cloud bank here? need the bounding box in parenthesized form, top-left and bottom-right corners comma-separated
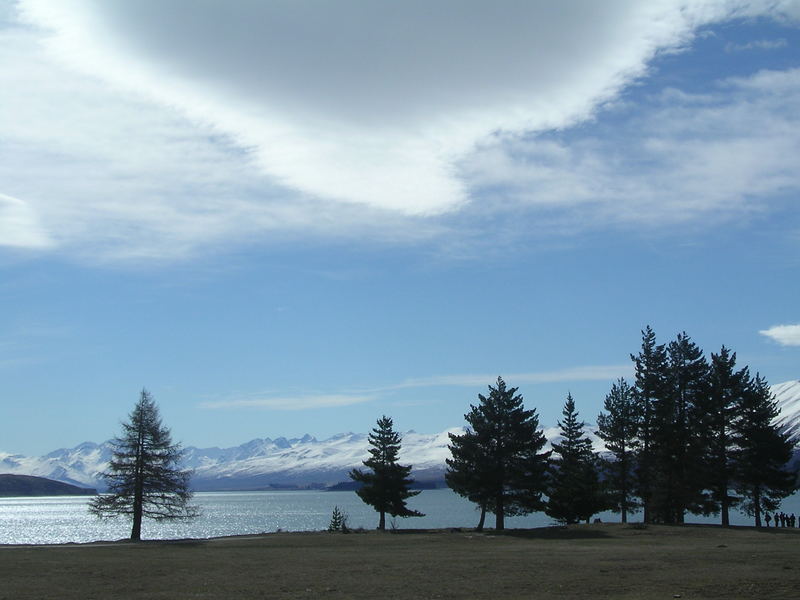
(2, 0, 799, 260)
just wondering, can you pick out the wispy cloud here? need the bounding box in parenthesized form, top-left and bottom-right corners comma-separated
(199, 394, 376, 411)
(198, 365, 630, 411)
(385, 365, 633, 390)
(0, 193, 53, 249)
(725, 38, 788, 52)
(462, 67, 800, 234)
(759, 324, 800, 346)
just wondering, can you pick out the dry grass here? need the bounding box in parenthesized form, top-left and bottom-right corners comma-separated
(2, 524, 799, 599)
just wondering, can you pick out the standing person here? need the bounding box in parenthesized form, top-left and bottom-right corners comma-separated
(765, 513, 772, 527)
(791, 514, 796, 528)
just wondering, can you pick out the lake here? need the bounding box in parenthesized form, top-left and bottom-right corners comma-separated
(2, 489, 799, 545)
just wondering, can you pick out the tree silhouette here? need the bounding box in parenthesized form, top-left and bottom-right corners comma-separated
(733, 374, 796, 526)
(630, 325, 669, 523)
(89, 389, 197, 540)
(597, 378, 641, 523)
(701, 346, 747, 525)
(349, 415, 423, 530)
(447, 377, 549, 530)
(547, 393, 604, 524)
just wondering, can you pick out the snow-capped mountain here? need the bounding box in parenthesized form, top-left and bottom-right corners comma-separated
(0, 441, 114, 490)
(2, 380, 798, 492)
(773, 380, 800, 440)
(0, 430, 462, 492)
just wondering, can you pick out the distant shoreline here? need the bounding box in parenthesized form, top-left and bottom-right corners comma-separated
(0, 474, 96, 497)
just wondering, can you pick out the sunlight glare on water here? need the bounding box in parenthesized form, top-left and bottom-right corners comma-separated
(1, 489, 798, 545)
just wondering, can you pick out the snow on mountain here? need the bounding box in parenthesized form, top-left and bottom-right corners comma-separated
(0, 441, 112, 490)
(773, 380, 800, 441)
(0, 430, 460, 492)
(3, 380, 797, 491)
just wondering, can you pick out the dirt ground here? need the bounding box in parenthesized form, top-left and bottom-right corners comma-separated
(1, 524, 799, 599)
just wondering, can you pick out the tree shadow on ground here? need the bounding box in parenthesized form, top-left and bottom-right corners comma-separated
(497, 526, 613, 540)
(387, 526, 613, 540)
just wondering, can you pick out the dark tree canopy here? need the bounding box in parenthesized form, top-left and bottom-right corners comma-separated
(701, 346, 748, 526)
(89, 389, 198, 540)
(547, 393, 605, 524)
(628, 326, 796, 527)
(653, 332, 710, 523)
(597, 378, 641, 523)
(733, 374, 797, 526)
(630, 325, 669, 523)
(447, 377, 550, 531)
(349, 415, 423, 530)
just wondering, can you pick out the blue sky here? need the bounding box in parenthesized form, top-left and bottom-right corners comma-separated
(1, 1, 799, 456)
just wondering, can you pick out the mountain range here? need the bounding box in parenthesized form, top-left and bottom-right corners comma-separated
(2, 380, 798, 492)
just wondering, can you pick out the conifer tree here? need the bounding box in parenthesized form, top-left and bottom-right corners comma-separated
(630, 325, 669, 523)
(702, 346, 747, 526)
(649, 332, 709, 524)
(445, 422, 494, 531)
(597, 378, 641, 523)
(547, 394, 605, 524)
(349, 415, 423, 530)
(733, 374, 796, 527)
(446, 377, 550, 530)
(89, 389, 197, 541)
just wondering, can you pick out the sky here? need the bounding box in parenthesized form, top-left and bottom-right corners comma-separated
(1, 0, 799, 457)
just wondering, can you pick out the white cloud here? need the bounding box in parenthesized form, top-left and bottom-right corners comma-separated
(17, 0, 790, 216)
(1, 1, 798, 260)
(462, 67, 800, 232)
(760, 324, 800, 346)
(199, 394, 376, 411)
(0, 193, 53, 249)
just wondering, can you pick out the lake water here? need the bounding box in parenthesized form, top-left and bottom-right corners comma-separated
(2, 489, 799, 545)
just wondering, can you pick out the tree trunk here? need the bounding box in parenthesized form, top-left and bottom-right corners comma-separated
(476, 504, 486, 532)
(753, 487, 762, 528)
(620, 468, 628, 524)
(495, 492, 505, 531)
(130, 511, 142, 541)
(131, 430, 144, 541)
(378, 510, 386, 531)
(721, 495, 730, 527)
(131, 480, 143, 540)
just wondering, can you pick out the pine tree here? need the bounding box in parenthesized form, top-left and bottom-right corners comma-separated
(547, 394, 605, 524)
(349, 416, 423, 530)
(445, 421, 494, 531)
(328, 506, 348, 532)
(89, 389, 198, 541)
(649, 332, 709, 524)
(597, 378, 641, 523)
(733, 374, 796, 527)
(702, 346, 747, 526)
(446, 377, 550, 531)
(630, 325, 669, 523)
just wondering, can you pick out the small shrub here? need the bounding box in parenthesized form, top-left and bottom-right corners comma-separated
(328, 506, 349, 533)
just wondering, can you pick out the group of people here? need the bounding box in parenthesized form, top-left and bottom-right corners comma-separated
(765, 512, 796, 527)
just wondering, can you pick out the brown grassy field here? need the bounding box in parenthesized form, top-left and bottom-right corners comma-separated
(1, 524, 799, 599)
